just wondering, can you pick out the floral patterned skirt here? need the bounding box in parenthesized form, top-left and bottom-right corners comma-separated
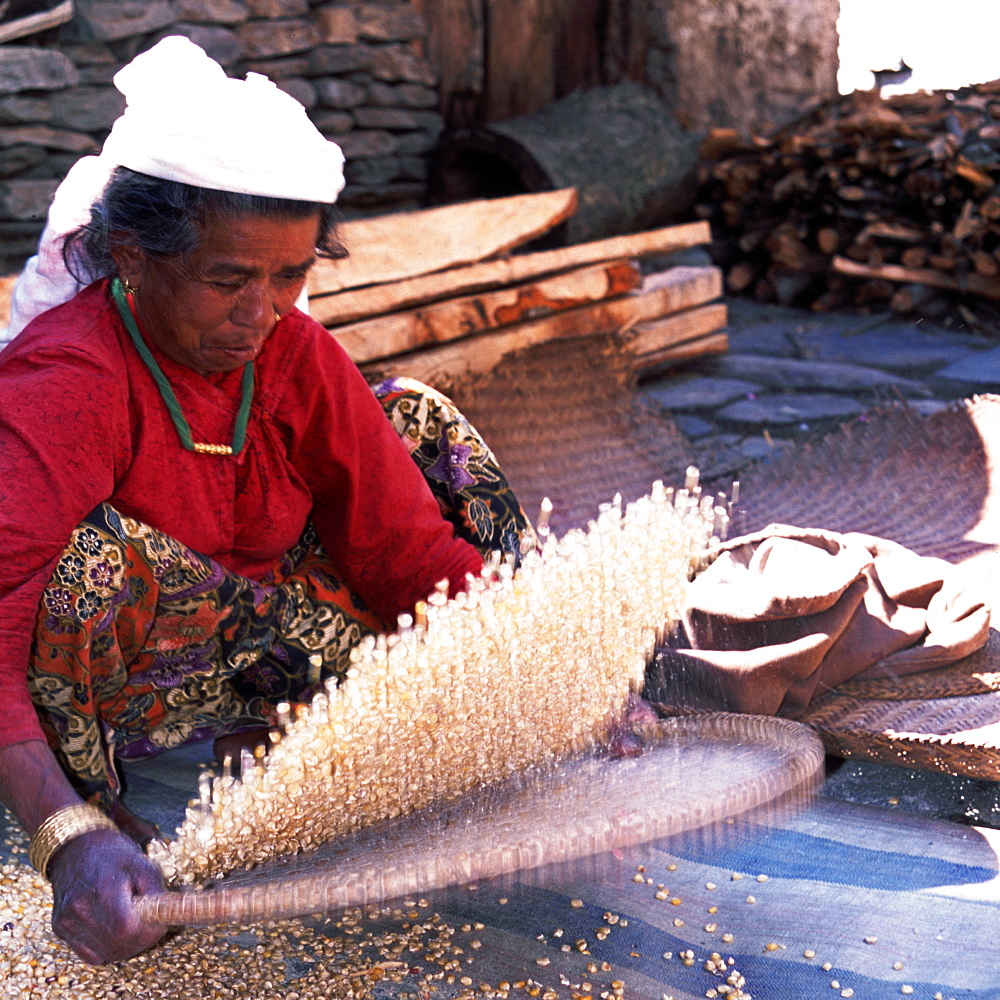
(27, 378, 535, 810)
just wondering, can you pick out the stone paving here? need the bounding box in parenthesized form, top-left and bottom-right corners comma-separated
(639, 295, 1000, 829)
(639, 296, 997, 479)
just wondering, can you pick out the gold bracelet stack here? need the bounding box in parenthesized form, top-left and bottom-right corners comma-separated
(28, 804, 118, 878)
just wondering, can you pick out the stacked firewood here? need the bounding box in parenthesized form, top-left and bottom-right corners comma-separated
(695, 81, 1000, 329)
(307, 187, 727, 386)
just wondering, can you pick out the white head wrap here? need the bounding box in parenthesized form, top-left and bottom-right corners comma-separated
(6, 35, 345, 341)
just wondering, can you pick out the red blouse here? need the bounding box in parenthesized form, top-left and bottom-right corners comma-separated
(0, 279, 483, 749)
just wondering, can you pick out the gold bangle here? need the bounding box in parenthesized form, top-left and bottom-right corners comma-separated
(28, 804, 118, 879)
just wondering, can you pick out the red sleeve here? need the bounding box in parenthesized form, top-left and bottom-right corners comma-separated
(0, 328, 124, 750)
(280, 322, 483, 623)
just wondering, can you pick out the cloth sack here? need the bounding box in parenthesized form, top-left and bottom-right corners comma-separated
(649, 523, 991, 718)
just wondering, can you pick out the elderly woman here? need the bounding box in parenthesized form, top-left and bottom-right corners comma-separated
(0, 38, 533, 965)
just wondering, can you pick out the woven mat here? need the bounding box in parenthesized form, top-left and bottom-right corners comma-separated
(453, 338, 1000, 780)
(448, 332, 697, 537)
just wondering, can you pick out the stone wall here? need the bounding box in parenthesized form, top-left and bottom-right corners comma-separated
(648, 0, 840, 135)
(0, 0, 442, 266)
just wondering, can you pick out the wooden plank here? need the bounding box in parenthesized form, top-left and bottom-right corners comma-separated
(410, 0, 485, 126)
(0, 273, 16, 329)
(630, 329, 729, 374)
(307, 187, 578, 297)
(332, 259, 641, 364)
(485, 0, 557, 120)
(833, 255, 1000, 302)
(358, 267, 724, 385)
(311, 220, 712, 327)
(624, 307, 729, 372)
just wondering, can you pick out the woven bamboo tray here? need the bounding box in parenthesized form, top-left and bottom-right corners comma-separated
(135, 714, 823, 925)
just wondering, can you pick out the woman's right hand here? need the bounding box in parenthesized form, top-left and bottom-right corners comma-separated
(47, 827, 167, 964)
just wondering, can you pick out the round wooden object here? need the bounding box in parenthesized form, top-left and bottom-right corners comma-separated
(431, 82, 701, 247)
(135, 714, 823, 926)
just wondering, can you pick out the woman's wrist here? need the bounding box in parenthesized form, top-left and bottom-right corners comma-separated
(28, 803, 118, 878)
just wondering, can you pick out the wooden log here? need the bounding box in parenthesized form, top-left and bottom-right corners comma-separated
(358, 268, 724, 385)
(900, 245, 928, 269)
(310, 220, 712, 327)
(332, 259, 641, 364)
(432, 83, 701, 246)
(306, 187, 578, 297)
(833, 256, 1000, 301)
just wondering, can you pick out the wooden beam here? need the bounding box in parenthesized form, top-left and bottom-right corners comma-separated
(311, 219, 712, 327)
(358, 267, 724, 386)
(833, 255, 1000, 302)
(332, 259, 641, 363)
(307, 187, 578, 297)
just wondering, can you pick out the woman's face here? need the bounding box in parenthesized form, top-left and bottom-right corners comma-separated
(117, 210, 321, 375)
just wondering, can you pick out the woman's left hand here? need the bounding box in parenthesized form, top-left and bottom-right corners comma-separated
(48, 828, 167, 964)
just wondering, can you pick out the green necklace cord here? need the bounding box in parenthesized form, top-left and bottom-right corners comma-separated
(111, 277, 254, 456)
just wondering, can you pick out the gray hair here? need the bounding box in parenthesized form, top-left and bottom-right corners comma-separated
(63, 166, 346, 283)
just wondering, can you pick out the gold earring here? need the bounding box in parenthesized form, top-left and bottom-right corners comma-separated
(273, 311, 281, 323)
(121, 277, 137, 295)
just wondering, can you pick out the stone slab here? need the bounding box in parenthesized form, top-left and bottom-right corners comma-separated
(245, 0, 308, 15)
(355, 2, 427, 42)
(165, 24, 243, 67)
(371, 43, 436, 85)
(0, 125, 98, 153)
(936, 345, 1000, 388)
(717, 392, 864, 425)
(644, 375, 760, 410)
(236, 18, 319, 58)
(75, 0, 176, 42)
(48, 85, 125, 131)
(367, 81, 437, 108)
(722, 298, 983, 374)
(315, 77, 366, 109)
(173, 0, 250, 23)
(0, 47, 78, 94)
(710, 352, 931, 396)
(308, 44, 374, 75)
(315, 5, 357, 45)
(673, 413, 714, 439)
(740, 435, 793, 460)
(337, 129, 396, 158)
(0, 178, 57, 220)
